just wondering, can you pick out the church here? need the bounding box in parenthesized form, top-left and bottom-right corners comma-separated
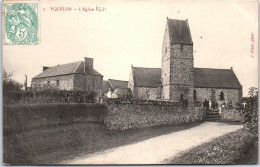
(128, 18, 242, 106)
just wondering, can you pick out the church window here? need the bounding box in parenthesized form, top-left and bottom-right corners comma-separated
(194, 90, 197, 101)
(220, 92, 224, 100)
(56, 80, 60, 87)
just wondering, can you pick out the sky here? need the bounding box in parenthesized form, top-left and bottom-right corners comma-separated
(2, 0, 258, 96)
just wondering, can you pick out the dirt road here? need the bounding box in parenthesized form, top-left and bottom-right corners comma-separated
(62, 121, 243, 165)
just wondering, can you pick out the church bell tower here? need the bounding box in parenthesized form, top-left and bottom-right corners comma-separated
(161, 18, 194, 104)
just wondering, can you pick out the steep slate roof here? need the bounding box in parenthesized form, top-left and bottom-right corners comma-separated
(167, 19, 193, 44)
(194, 68, 242, 89)
(33, 61, 103, 79)
(108, 79, 128, 89)
(132, 67, 241, 89)
(132, 67, 161, 88)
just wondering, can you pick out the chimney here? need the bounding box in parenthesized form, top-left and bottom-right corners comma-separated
(231, 67, 233, 70)
(43, 66, 49, 71)
(84, 57, 93, 74)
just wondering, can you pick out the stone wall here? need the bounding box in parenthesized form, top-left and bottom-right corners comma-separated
(134, 87, 161, 100)
(93, 75, 103, 95)
(195, 87, 242, 106)
(104, 103, 205, 131)
(221, 107, 244, 122)
(74, 74, 86, 90)
(32, 75, 74, 91)
(32, 74, 103, 94)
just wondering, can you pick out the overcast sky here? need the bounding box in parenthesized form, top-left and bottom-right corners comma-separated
(3, 0, 258, 96)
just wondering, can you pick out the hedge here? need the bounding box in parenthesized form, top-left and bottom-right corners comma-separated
(3, 103, 107, 135)
(3, 89, 97, 105)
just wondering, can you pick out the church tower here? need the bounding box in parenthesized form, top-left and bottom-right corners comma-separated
(161, 18, 194, 104)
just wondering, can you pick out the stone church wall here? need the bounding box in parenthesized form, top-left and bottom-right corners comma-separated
(195, 87, 242, 106)
(134, 87, 161, 100)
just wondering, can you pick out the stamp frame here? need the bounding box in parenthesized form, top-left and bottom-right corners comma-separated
(2, 0, 41, 45)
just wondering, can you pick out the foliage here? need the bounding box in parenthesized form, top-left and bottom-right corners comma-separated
(242, 87, 258, 136)
(106, 98, 180, 106)
(170, 128, 257, 164)
(2, 69, 23, 92)
(3, 89, 97, 104)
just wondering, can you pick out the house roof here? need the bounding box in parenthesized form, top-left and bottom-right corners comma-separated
(194, 68, 242, 89)
(113, 88, 130, 95)
(167, 19, 193, 45)
(132, 67, 161, 88)
(33, 61, 103, 79)
(132, 66, 242, 89)
(103, 80, 112, 94)
(108, 79, 128, 89)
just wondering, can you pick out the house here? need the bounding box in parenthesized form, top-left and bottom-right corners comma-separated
(128, 18, 242, 106)
(103, 79, 130, 98)
(31, 57, 103, 95)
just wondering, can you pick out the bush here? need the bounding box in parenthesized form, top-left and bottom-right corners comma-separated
(3, 89, 97, 105)
(242, 87, 258, 136)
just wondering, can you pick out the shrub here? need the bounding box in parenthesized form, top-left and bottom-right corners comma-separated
(3, 89, 98, 105)
(242, 87, 258, 136)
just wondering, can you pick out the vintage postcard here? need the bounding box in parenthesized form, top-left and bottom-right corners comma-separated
(2, 0, 258, 165)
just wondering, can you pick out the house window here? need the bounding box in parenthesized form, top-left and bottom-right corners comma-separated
(56, 80, 59, 87)
(194, 90, 197, 101)
(220, 92, 224, 100)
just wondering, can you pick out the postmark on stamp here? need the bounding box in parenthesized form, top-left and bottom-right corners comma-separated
(4, 3, 39, 45)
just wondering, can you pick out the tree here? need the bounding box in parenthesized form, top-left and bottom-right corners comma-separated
(3, 68, 13, 81)
(2, 68, 23, 92)
(243, 87, 258, 136)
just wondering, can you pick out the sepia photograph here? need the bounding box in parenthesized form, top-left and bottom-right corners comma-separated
(2, 0, 258, 165)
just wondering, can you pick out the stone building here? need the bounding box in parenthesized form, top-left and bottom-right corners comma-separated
(128, 66, 161, 100)
(103, 79, 130, 98)
(129, 18, 242, 106)
(32, 57, 103, 95)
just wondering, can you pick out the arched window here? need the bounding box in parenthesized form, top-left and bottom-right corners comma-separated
(194, 90, 197, 101)
(220, 92, 224, 100)
(180, 94, 184, 102)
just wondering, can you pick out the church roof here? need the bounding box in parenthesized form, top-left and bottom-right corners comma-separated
(167, 18, 193, 45)
(194, 68, 242, 89)
(132, 67, 242, 89)
(108, 79, 128, 89)
(33, 61, 103, 79)
(132, 67, 161, 88)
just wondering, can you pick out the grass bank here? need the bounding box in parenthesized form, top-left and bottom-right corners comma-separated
(169, 128, 258, 164)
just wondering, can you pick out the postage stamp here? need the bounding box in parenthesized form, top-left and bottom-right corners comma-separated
(3, 3, 39, 45)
